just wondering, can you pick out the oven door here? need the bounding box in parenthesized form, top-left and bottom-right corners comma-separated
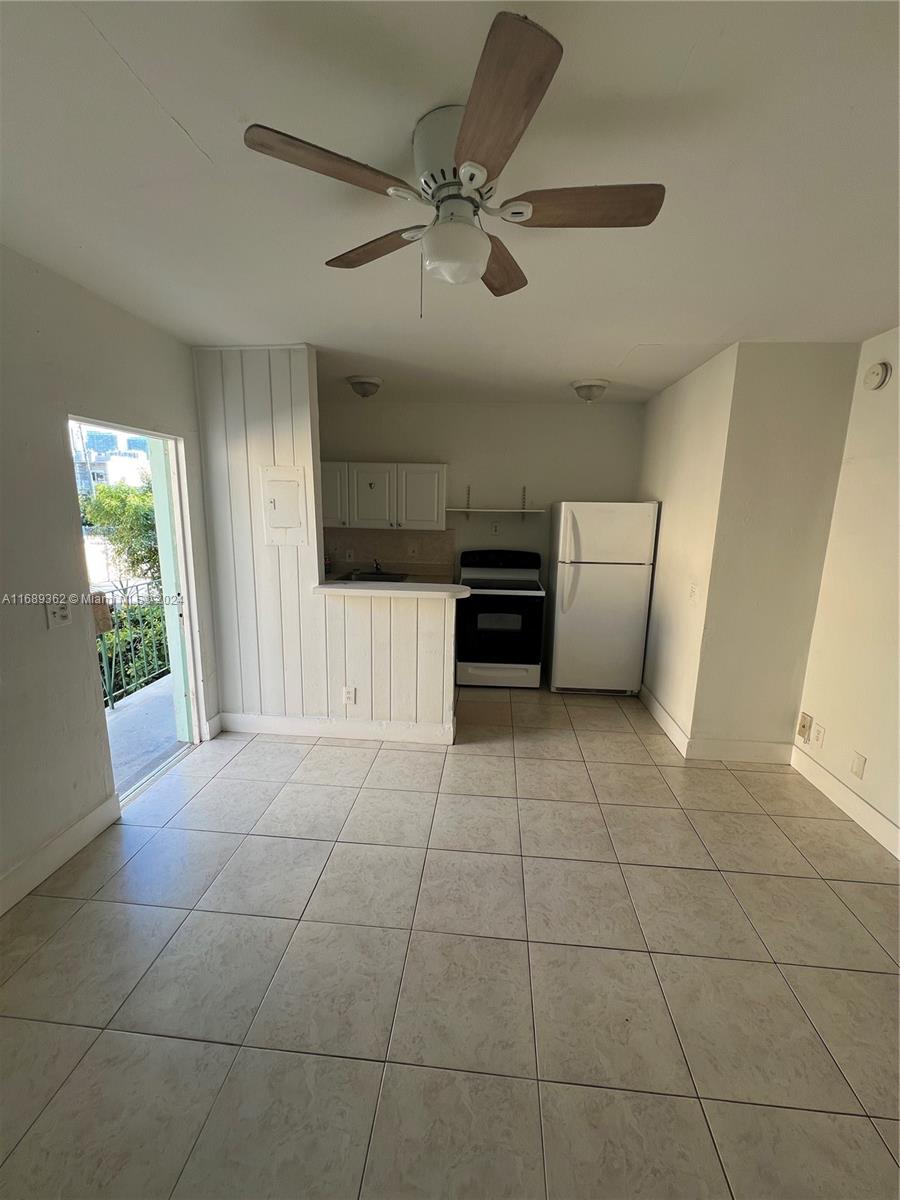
(456, 593, 544, 665)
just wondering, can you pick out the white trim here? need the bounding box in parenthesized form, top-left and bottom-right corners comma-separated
(205, 713, 223, 739)
(791, 745, 900, 856)
(639, 686, 690, 755)
(169, 436, 206, 742)
(0, 795, 121, 915)
(314, 582, 470, 600)
(687, 736, 792, 764)
(219, 712, 455, 746)
(639, 687, 794, 764)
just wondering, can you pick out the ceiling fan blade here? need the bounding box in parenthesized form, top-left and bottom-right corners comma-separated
(482, 235, 527, 296)
(326, 228, 426, 269)
(455, 12, 562, 182)
(244, 124, 414, 196)
(505, 184, 666, 228)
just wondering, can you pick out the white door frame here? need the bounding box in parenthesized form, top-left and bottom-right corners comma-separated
(69, 414, 206, 746)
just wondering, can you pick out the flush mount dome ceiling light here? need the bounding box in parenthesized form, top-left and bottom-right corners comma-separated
(244, 11, 666, 297)
(346, 376, 382, 398)
(571, 379, 610, 404)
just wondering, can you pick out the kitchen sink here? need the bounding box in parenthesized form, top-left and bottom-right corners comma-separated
(337, 571, 408, 583)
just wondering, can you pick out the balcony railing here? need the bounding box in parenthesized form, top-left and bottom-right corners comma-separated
(96, 581, 170, 709)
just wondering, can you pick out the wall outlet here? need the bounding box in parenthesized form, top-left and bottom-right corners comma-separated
(850, 751, 867, 780)
(797, 712, 813, 743)
(45, 600, 72, 629)
(490, 521, 501, 536)
(812, 722, 826, 749)
(688, 582, 698, 603)
(341, 685, 356, 705)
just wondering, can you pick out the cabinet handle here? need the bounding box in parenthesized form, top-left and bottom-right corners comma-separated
(397, 522, 403, 527)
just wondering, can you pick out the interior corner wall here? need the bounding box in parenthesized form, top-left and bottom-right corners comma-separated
(318, 396, 646, 573)
(793, 328, 898, 840)
(637, 346, 738, 739)
(0, 245, 215, 912)
(690, 343, 858, 755)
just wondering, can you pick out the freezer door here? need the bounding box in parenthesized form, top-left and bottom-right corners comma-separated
(550, 562, 653, 692)
(556, 501, 658, 564)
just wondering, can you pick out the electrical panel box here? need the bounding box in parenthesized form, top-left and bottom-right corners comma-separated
(260, 466, 307, 546)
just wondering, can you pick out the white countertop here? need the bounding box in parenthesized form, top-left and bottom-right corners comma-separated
(314, 581, 470, 600)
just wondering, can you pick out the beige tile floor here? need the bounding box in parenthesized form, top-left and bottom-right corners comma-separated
(1, 692, 898, 1199)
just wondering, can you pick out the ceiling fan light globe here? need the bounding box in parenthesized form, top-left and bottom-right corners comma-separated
(422, 222, 491, 285)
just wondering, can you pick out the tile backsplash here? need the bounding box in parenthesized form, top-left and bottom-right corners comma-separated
(323, 528, 457, 579)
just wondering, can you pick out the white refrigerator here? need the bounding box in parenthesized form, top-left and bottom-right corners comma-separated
(548, 501, 659, 693)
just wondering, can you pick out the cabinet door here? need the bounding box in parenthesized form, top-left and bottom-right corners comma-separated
(397, 463, 447, 530)
(349, 463, 397, 528)
(321, 462, 349, 527)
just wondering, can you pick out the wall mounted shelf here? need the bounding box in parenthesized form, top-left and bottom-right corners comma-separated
(446, 486, 547, 520)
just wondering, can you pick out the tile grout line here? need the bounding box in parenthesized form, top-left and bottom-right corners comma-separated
(165, 772, 360, 1200)
(0, 1019, 103, 1169)
(1, 1005, 890, 1120)
(355, 786, 440, 1200)
(619, 864, 737, 1200)
(514, 794, 549, 1200)
(717, 871, 879, 1124)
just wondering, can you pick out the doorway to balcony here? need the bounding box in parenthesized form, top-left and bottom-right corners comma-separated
(68, 418, 198, 796)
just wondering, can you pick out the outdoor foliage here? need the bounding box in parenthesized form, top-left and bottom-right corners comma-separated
(83, 478, 160, 581)
(97, 595, 170, 707)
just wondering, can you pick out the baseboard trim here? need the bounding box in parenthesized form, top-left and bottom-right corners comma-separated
(204, 713, 222, 739)
(219, 713, 455, 746)
(687, 736, 793, 764)
(791, 746, 900, 856)
(0, 794, 121, 916)
(638, 687, 690, 755)
(639, 688, 794, 764)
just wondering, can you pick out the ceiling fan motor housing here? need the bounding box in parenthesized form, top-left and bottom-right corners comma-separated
(413, 106, 495, 206)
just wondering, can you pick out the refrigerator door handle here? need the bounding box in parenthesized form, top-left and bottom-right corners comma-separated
(561, 564, 579, 615)
(564, 507, 578, 564)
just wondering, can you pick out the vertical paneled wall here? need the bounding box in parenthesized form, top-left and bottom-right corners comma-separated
(194, 346, 454, 739)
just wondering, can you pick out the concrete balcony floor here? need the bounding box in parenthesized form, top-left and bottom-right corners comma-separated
(105, 673, 189, 796)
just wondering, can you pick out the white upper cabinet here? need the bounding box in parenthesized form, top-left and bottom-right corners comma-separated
(349, 462, 398, 528)
(324, 461, 447, 529)
(397, 463, 447, 530)
(321, 461, 349, 527)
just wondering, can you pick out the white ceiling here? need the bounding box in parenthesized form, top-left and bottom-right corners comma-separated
(1, 2, 896, 404)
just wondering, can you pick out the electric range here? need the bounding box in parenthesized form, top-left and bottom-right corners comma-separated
(456, 549, 545, 689)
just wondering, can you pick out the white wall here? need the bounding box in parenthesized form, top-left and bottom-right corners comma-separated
(194, 347, 456, 741)
(0, 246, 215, 910)
(639, 342, 857, 762)
(692, 343, 857, 753)
(319, 398, 645, 571)
(638, 346, 737, 737)
(794, 329, 898, 841)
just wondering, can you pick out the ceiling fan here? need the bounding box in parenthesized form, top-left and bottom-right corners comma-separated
(244, 11, 665, 297)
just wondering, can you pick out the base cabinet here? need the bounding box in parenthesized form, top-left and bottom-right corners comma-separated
(322, 461, 446, 530)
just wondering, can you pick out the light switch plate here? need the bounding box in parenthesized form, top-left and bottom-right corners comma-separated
(850, 751, 866, 779)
